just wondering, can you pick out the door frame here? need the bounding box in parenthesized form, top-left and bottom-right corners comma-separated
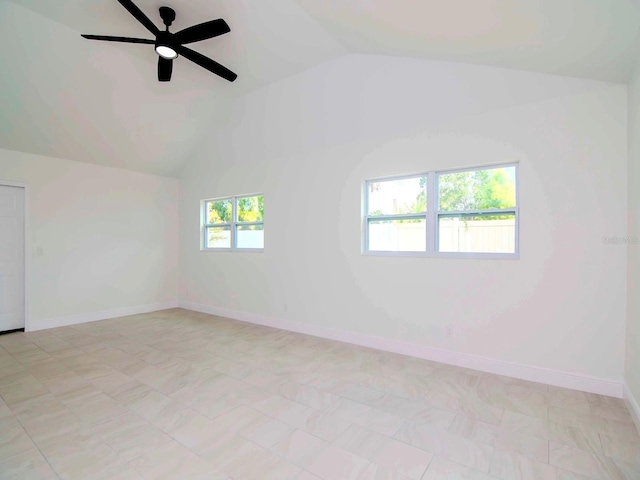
(0, 180, 29, 332)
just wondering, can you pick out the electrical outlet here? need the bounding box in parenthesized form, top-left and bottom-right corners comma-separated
(444, 325, 453, 338)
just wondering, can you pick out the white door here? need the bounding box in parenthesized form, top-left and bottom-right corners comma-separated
(0, 185, 25, 332)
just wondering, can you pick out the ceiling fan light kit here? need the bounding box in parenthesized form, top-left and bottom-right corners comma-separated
(81, 0, 237, 83)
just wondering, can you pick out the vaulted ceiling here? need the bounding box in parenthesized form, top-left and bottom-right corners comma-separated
(2, 0, 640, 177)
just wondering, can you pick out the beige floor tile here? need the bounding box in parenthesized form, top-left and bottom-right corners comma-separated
(547, 386, 592, 413)
(556, 469, 593, 480)
(265, 398, 353, 442)
(323, 396, 372, 421)
(356, 463, 415, 480)
(138, 457, 228, 480)
(396, 404, 457, 431)
(0, 399, 11, 420)
(72, 361, 118, 381)
(66, 392, 130, 426)
(395, 421, 494, 472)
(608, 458, 640, 480)
(548, 421, 603, 455)
(15, 396, 84, 442)
(371, 436, 433, 479)
(41, 436, 129, 480)
(274, 380, 340, 410)
(346, 405, 406, 436)
(89, 371, 139, 397)
(91, 413, 173, 458)
(209, 404, 266, 432)
(589, 404, 634, 423)
(499, 410, 549, 439)
(423, 456, 498, 480)
(507, 383, 548, 406)
(272, 429, 331, 469)
(549, 440, 631, 480)
(24, 357, 68, 379)
(200, 432, 270, 476)
(295, 471, 323, 480)
(0, 418, 37, 461)
(335, 425, 390, 459)
(585, 393, 625, 410)
(331, 383, 386, 404)
(549, 406, 640, 440)
(0, 373, 49, 405)
(239, 415, 296, 448)
(306, 444, 371, 480)
(452, 395, 505, 425)
(227, 448, 301, 480)
(0, 449, 59, 480)
(124, 438, 195, 471)
(489, 449, 557, 480)
(600, 434, 640, 465)
(449, 414, 548, 463)
(496, 394, 549, 421)
(168, 414, 230, 454)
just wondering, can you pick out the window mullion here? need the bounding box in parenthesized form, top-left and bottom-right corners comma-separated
(231, 197, 237, 248)
(427, 172, 437, 254)
(437, 208, 517, 216)
(366, 213, 426, 222)
(203, 201, 207, 249)
(236, 221, 263, 227)
(363, 181, 370, 253)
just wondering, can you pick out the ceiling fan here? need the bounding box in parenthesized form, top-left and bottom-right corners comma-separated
(81, 0, 237, 83)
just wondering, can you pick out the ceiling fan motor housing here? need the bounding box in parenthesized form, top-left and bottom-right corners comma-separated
(156, 31, 175, 49)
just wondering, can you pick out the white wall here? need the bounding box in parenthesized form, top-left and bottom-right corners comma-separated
(626, 59, 640, 407)
(180, 54, 628, 385)
(0, 149, 179, 330)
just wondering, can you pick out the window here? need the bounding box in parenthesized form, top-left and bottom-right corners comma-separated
(202, 194, 264, 250)
(364, 164, 518, 258)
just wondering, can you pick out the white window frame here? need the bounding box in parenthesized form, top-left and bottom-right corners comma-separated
(363, 162, 519, 259)
(201, 193, 264, 252)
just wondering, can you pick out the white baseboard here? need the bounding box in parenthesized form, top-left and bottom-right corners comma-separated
(179, 301, 624, 398)
(624, 384, 640, 434)
(28, 301, 179, 332)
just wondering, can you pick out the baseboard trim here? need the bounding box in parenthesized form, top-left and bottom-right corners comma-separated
(29, 301, 179, 332)
(179, 301, 624, 398)
(624, 384, 640, 434)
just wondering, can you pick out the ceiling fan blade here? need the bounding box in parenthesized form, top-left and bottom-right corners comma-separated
(116, 0, 159, 36)
(173, 19, 230, 45)
(81, 34, 155, 44)
(175, 45, 237, 82)
(158, 57, 173, 82)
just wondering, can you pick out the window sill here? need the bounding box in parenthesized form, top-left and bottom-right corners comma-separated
(362, 251, 519, 260)
(200, 248, 264, 253)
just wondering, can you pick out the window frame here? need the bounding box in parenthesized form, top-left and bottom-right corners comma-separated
(363, 162, 519, 259)
(201, 193, 264, 252)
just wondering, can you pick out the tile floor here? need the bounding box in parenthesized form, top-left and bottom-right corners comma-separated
(0, 308, 639, 480)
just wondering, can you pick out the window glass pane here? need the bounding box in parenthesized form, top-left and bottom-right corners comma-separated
(368, 218, 426, 252)
(207, 199, 232, 224)
(438, 166, 516, 211)
(368, 177, 426, 216)
(237, 195, 264, 223)
(438, 213, 515, 253)
(207, 226, 231, 248)
(237, 224, 264, 249)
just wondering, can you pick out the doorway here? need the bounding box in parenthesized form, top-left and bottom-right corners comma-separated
(0, 183, 26, 334)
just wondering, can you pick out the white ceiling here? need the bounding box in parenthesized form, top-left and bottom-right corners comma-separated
(1, 0, 640, 177)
